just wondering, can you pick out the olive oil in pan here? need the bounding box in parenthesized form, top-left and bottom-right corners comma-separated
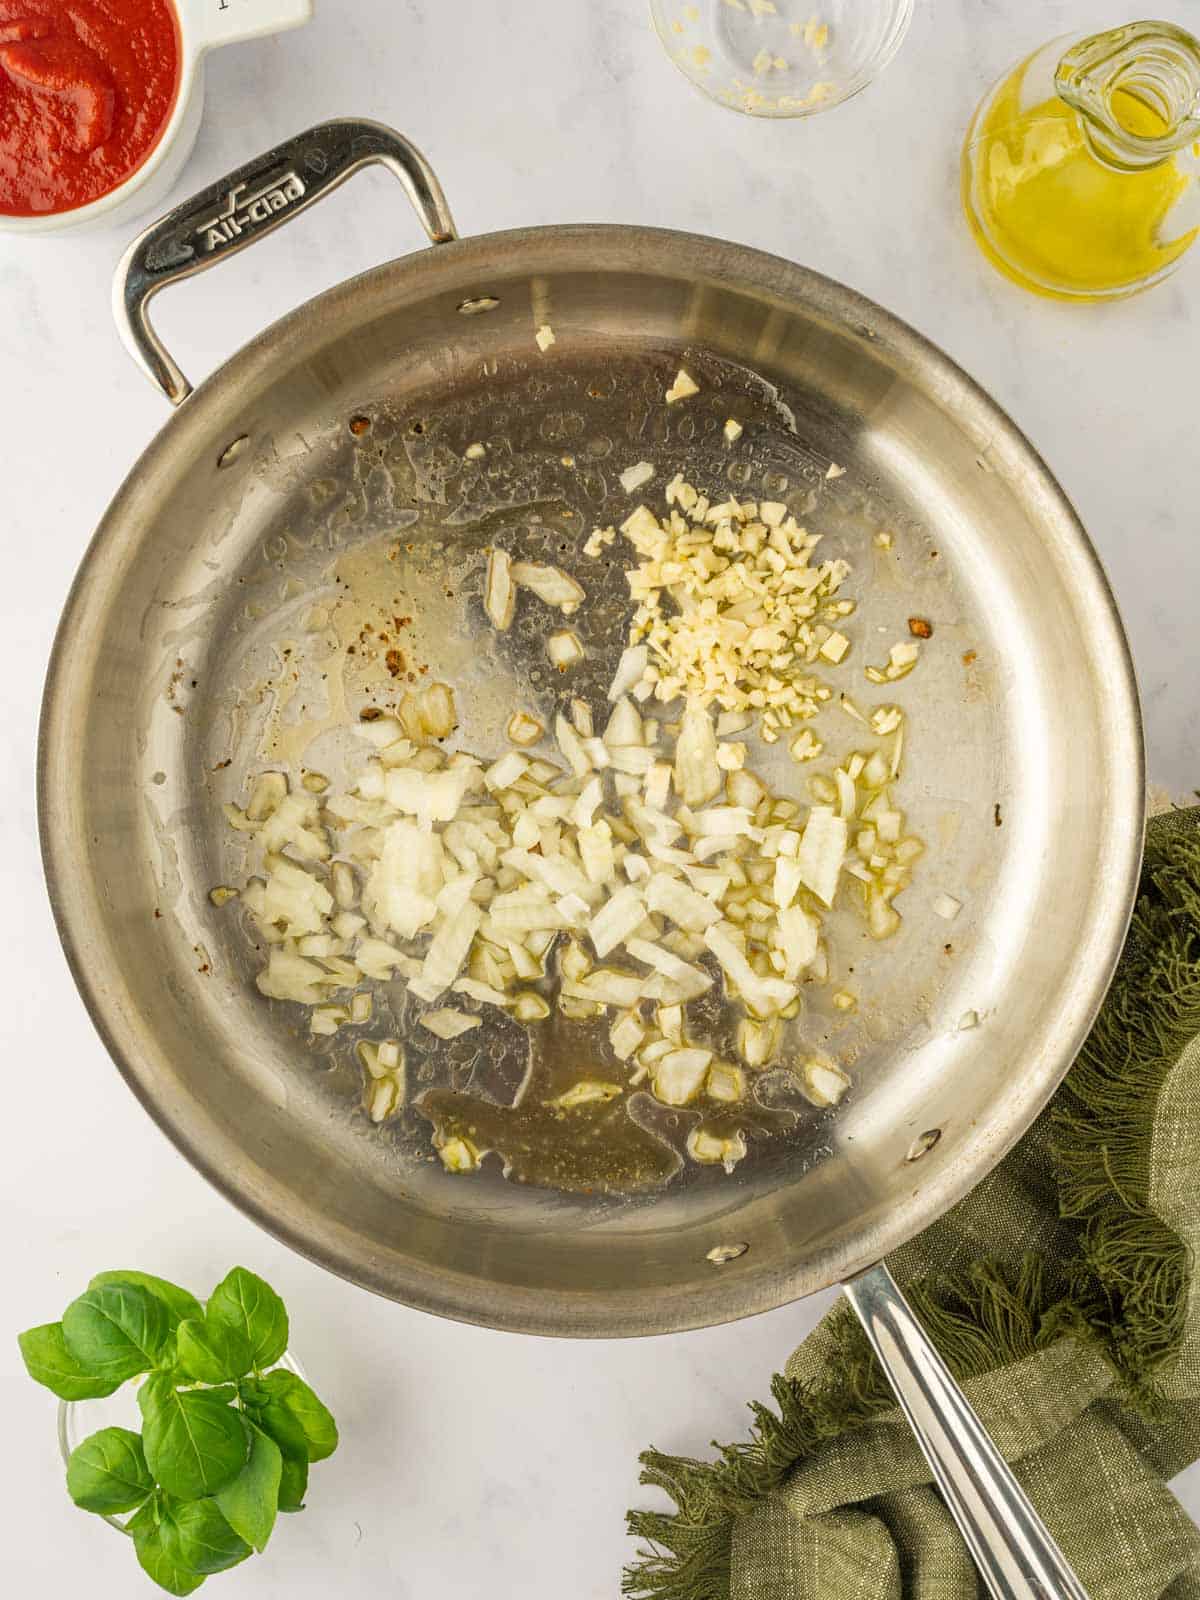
(419, 1014, 683, 1193)
(418, 1011, 799, 1194)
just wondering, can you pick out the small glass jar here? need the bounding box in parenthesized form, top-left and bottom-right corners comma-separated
(57, 1350, 307, 1535)
(962, 20, 1200, 300)
(649, 0, 913, 119)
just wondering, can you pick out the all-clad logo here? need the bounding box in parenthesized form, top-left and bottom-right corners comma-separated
(195, 171, 306, 251)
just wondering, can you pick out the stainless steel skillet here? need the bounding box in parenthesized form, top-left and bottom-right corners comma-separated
(40, 121, 1141, 1597)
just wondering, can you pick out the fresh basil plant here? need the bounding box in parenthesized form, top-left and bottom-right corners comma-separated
(19, 1267, 338, 1594)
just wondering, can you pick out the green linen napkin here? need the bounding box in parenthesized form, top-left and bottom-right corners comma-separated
(626, 809, 1200, 1600)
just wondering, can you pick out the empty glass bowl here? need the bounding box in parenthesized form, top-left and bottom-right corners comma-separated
(649, 0, 913, 118)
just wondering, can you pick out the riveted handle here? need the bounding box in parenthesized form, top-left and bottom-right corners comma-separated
(112, 118, 457, 405)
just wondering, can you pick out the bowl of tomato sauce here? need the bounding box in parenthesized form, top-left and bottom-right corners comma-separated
(0, 0, 312, 232)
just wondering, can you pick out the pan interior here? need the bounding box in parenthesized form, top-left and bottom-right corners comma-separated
(42, 233, 1140, 1334)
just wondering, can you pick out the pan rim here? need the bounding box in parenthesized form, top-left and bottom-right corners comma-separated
(38, 222, 1145, 1336)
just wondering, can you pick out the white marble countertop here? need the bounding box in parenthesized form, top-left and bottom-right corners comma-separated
(3, 2, 1198, 1594)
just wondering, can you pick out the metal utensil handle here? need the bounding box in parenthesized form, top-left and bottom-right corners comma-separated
(113, 118, 458, 406)
(843, 1263, 1091, 1600)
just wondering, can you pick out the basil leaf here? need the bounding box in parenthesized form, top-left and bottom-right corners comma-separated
(129, 1503, 207, 1597)
(214, 1422, 281, 1551)
(17, 1322, 122, 1401)
(241, 1390, 308, 1511)
(255, 1370, 339, 1462)
(62, 1284, 170, 1382)
(175, 1318, 251, 1386)
(140, 1375, 248, 1501)
(88, 1271, 203, 1329)
(170, 1498, 251, 1575)
(66, 1426, 154, 1514)
(205, 1268, 288, 1372)
(276, 1447, 308, 1513)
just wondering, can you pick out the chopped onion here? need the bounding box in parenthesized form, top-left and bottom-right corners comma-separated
(687, 1126, 746, 1172)
(245, 857, 333, 937)
(400, 681, 458, 743)
(453, 977, 512, 1009)
(687, 805, 755, 838)
(774, 905, 819, 980)
(736, 1015, 781, 1068)
(704, 923, 797, 1017)
(246, 771, 287, 822)
(363, 821, 441, 938)
(726, 770, 765, 811)
(310, 1005, 348, 1036)
(485, 549, 515, 630)
(645, 872, 721, 933)
(437, 1135, 481, 1171)
(384, 766, 473, 826)
(411, 902, 482, 1001)
(547, 630, 583, 669)
(258, 792, 330, 861)
(932, 892, 962, 921)
(507, 711, 544, 746)
(366, 1077, 400, 1123)
(511, 562, 585, 614)
(578, 821, 615, 884)
(512, 991, 551, 1021)
(608, 645, 649, 701)
(354, 936, 409, 980)
(795, 807, 847, 907)
(835, 768, 857, 820)
(800, 1058, 850, 1107)
(866, 884, 901, 940)
(563, 968, 646, 1009)
(608, 746, 654, 775)
(619, 461, 656, 494)
(257, 948, 340, 1004)
(664, 368, 699, 404)
(555, 713, 592, 779)
(652, 1047, 711, 1104)
(604, 696, 644, 748)
(624, 938, 712, 1000)
(420, 1008, 482, 1040)
(551, 1080, 623, 1109)
(657, 1002, 683, 1043)
(610, 1011, 646, 1060)
(588, 884, 646, 958)
(674, 700, 721, 807)
(644, 761, 672, 811)
(706, 1061, 745, 1103)
(485, 751, 529, 792)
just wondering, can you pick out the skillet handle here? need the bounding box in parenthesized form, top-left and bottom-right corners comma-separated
(112, 118, 457, 406)
(843, 1263, 1091, 1600)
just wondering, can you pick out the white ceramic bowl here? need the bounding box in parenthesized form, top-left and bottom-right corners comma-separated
(0, 0, 313, 234)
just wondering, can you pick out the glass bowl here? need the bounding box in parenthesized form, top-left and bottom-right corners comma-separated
(649, 0, 914, 118)
(57, 1350, 306, 1533)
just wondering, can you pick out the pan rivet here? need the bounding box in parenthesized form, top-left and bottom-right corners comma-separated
(217, 434, 249, 469)
(458, 296, 500, 316)
(905, 1129, 942, 1163)
(706, 1243, 749, 1265)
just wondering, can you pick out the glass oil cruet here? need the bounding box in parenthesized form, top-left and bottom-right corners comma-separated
(962, 20, 1200, 300)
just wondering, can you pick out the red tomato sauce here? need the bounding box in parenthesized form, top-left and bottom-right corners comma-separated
(0, 0, 180, 216)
